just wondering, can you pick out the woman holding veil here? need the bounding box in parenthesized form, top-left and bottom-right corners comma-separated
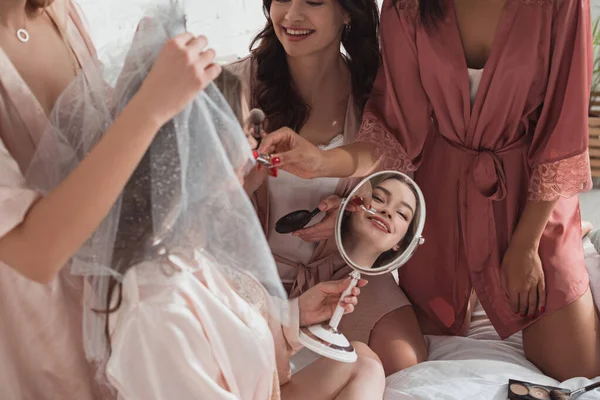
(0, 0, 215, 398)
(5, 1, 385, 398)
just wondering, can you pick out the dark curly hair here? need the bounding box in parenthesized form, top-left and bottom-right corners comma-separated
(250, 0, 381, 132)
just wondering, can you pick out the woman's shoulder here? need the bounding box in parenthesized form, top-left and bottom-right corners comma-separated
(225, 55, 255, 83)
(224, 55, 256, 103)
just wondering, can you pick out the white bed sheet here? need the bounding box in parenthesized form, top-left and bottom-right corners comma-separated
(290, 240, 600, 399)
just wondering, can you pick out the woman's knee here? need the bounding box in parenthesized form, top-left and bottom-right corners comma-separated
(351, 341, 385, 382)
(523, 288, 600, 380)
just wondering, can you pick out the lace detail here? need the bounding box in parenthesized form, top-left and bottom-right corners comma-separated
(391, 0, 419, 18)
(317, 133, 344, 150)
(357, 114, 417, 173)
(528, 150, 592, 202)
(229, 271, 282, 400)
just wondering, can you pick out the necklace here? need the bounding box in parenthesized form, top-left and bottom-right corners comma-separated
(16, 9, 29, 43)
(16, 27, 29, 43)
(0, 10, 30, 43)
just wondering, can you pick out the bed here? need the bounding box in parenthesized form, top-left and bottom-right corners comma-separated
(290, 239, 600, 399)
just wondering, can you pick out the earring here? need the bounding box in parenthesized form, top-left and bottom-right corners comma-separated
(343, 23, 352, 39)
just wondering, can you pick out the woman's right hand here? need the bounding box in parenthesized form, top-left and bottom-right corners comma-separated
(297, 278, 368, 326)
(345, 179, 373, 214)
(258, 127, 325, 179)
(135, 33, 221, 126)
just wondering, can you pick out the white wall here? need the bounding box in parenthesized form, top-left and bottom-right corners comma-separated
(77, 0, 384, 62)
(78, 0, 599, 62)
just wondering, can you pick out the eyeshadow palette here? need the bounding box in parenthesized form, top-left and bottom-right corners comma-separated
(508, 379, 571, 400)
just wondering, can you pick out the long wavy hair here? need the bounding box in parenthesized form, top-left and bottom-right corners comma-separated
(250, 0, 380, 132)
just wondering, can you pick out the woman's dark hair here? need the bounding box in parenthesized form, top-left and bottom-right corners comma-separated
(341, 174, 419, 269)
(96, 70, 247, 355)
(250, 0, 380, 132)
(391, 0, 445, 30)
(97, 116, 182, 352)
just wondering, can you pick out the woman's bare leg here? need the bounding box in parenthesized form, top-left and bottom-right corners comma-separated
(280, 342, 385, 400)
(368, 306, 428, 376)
(522, 287, 600, 380)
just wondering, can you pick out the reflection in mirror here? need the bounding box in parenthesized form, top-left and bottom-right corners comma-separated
(299, 171, 425, 363)
(340, 172, 420, 271)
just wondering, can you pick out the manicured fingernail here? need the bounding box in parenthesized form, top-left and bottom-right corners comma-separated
(528, 314, 535, 319)
(539, 307, 545, 313)
(351, 197, 363, 206)
(520, 314, 526, 318)
(268, 168, 278, 178)
(252, 150, 259, 159)
(271, 156, 281, 165)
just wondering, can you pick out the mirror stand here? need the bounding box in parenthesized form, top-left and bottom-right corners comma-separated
(298, 270, 361, 363)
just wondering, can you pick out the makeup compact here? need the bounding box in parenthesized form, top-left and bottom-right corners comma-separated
(509, 379, 600, 400)
(508, 379, 569, 400)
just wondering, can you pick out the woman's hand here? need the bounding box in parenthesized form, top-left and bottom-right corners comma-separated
(243, 164, 268, 195)
(135, 33, 221, 127)
(258, 127, 325, 179)
(500, 242, 546, 318)
(348, 179, 373, 212)
(293, 195, 341, 243)
(298, 278, 368, 326)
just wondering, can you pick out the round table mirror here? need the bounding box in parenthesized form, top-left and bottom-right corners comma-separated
(298, 171, 426, 363)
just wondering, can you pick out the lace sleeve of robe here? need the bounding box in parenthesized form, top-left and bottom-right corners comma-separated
(229, 271, 302, 387)
(527, 0, 593, 202)
(356, 0, 434, 174)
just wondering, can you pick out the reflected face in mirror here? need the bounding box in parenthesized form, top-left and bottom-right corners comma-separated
(269, 0, 349, 59)
(342, 177, 417, 269)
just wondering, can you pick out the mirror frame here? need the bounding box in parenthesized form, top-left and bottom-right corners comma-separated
(334, 170, 426, 276)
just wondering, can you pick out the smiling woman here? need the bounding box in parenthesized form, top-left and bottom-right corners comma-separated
(248, 0, 380, 133)
(226, 0, 428, 377)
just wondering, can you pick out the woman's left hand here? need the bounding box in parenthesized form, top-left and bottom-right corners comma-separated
(500, 242, 546, 319)
(298, 278, 368, 326)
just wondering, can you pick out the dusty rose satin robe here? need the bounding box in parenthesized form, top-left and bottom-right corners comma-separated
(0, 2, 115, 398)
(226, 57, 411, 343)
(358, 0, 593, 339)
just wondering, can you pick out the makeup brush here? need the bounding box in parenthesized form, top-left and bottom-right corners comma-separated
(550, 382, 600, 400)
(249, 108, 265, 143)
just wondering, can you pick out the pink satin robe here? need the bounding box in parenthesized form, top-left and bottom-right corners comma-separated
(0, 1, 115, 398)
(106, 252, 301, 400)
(358, 0, 593, 339)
